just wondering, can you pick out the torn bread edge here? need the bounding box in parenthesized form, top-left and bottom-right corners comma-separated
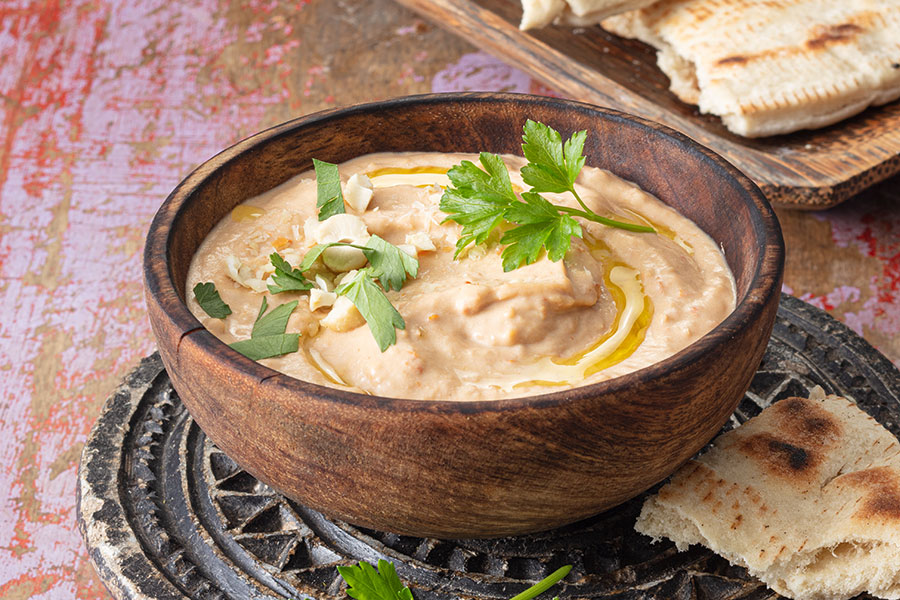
(635, 387, 900, 600)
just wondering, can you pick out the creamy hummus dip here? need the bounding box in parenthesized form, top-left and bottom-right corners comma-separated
(186, 152, 735, 401)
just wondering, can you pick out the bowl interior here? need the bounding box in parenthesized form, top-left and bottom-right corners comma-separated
(161, 94, 768, 312)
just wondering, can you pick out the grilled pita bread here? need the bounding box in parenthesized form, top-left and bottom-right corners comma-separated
(636, 388, 900, 600)
(602, 0, 900, 137)
(520, 0, 656, 30)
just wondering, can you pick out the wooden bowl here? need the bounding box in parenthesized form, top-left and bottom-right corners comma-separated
(144, 93, 784, 538)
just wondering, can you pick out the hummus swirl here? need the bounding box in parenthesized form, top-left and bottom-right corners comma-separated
(186, 152, 736, 400)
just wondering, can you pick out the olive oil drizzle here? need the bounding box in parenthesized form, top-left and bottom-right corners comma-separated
(231, 204, 266, 222)
(457, 264, 654, 391)
(366, 166, 451, 189)
(518, 265, 653, 388)
(367, 165, 450, 177)
(619, 208, 693, 254)
(366, 166, 524, 194)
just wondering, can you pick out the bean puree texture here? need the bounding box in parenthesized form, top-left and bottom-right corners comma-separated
(186, 152, 735, 400)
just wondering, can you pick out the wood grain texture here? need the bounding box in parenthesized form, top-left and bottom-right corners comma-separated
(393, 0, 900, 209)
(144, 93, 784, 538)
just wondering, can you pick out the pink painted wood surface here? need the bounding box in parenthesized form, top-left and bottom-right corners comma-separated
(0, 0, 897, 597)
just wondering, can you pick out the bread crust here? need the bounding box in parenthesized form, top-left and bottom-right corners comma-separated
(602, 0, 900, 137)
(519, 0, 657, 30)
(636, 389, 900, 600)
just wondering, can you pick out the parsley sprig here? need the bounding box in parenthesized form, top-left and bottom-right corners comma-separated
(313, 158, 346, 221)
(337, 560, 413, 600)
(336, 270, 406, 351)
(337, 560, 571, 600)
(228, 297, 300, 360)
(440, 120, 654, 272)
(268, 252, 314, 294)
(193, 282, 232, 319)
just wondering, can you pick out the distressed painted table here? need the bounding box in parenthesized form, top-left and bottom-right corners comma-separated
(1, 0, 898, 598)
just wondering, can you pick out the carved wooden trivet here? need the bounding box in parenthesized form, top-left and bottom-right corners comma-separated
(77, 295, 900, 600)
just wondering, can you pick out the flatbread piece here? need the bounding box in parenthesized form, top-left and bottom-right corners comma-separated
(520, 0, 657, 30)
(602, 0, 900, 137)
(636, 388, 900, 600)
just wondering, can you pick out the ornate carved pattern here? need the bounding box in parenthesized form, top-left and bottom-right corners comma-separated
(80, 296, 900, 599)
(123, 381, 228, 600)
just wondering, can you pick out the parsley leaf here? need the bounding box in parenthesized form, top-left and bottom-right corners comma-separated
(336, 561, 571, 600)
(336, 270, 405, 352)
(313, 158, 346, 221)
(501, 192, 582, 271)
(364, 235, 418, 292)
(299, 243, 333, 272)
(440, 120, 654, 272)
(252, 297, 298, 337)
(457, 152, 518, 201)
(229, 334, 299, 361)
(440, 153, 520, 257)
(337, 559, 413, 600)
(192, 282, 232, 319)
(268, 253, 314, 294)
(521, 120, 585, 194)
(228, 296, 300, 360)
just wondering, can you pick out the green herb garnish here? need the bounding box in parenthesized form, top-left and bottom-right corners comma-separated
(313, 158, 346, 221)
(440, 120, 654, 272)
(192, 282, 232, 319)
(335, 269, 406, 352)
(267, 235, 416, 352)
(364, 235, 419, 292)
(337, 560, 571, 600)
(296, 237, 417, 291)
(228, 334, 299, 361)
(268, 252, 314, 294)
(251, 297, 298, 337)
(228, 296, 300, 360)
(509, 565, 572, 600)
(337, 559, 414, 600)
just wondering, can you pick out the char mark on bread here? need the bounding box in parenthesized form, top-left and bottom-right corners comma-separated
(837, 466, 900, 522)
(806, 23, 864, 50)
(739, 434, 814, 476)
(634, 389, 900, 599)
(773, 396, 843, 443)
(600, 0, 900, 137)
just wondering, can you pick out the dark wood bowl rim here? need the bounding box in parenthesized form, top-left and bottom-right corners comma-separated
(144, 92, 785, 414)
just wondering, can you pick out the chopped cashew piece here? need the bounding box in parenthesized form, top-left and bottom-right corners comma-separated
(344, 173, 374, 212)
(398, 244, 418, 258)
(224, 254, 267, 293)
(313, 213, 370, 245)
(314, 274, 334, 292)
(225, 255, 242, 283)
(320, 296, 365, 331)
(309, 289, 337, 311)
(244, 279, 268, 293)
(405, 231, 436, 252)
(333, 270, 358, 286)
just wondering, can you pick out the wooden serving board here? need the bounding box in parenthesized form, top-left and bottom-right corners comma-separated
(394, 0, 900, 209)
